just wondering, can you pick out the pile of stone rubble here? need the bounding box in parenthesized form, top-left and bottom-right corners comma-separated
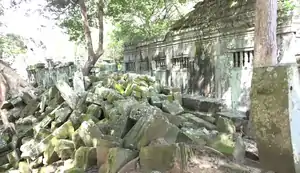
(0, 72, 260, 173)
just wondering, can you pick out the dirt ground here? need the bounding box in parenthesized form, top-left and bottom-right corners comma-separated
(87, 145, 264, 173)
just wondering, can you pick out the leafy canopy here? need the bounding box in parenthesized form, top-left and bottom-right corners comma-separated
(52, 0, 192, 43)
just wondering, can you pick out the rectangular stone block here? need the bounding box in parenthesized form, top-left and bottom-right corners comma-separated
(251, 64, 300, 173)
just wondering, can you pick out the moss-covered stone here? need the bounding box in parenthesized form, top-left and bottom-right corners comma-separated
(139, 143, 192, 172)
(216, 116, 236, 134)
(123, 112, 173, 150)
(73, 147, 97, 170)
(208, 133, 235, 155)
(19, 161, 31, 173)
(64, 167, 85, 173)
(161, 100, 184, 115)
(77, 121, 104, 147)
(20, 139, 42, 160)
(250, 65, 295, 173)
(71, 130, 85, 149)
(34, 115, 55, 132)
(101, 148, 138, 173)
(7, 150, 20, 168)
(42, 136, 60, 165)
(52, 120, 74, 139)
(29, 156, 43, 169)
(86, 104, 102, 119)
(0, 163, 11, 172)
(54, 139, 75, 160)
(53, 106, 72, 126)
(34, 128, 52, 141)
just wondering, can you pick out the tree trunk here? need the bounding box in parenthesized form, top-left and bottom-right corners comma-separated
(251, 0, 279, 171)
(79, 0, 104, 76)
(253, 0, 278, 67)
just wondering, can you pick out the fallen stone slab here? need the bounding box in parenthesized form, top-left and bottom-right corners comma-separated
(55, 80, 79, 109)
(139, 143, 192, 172)
(162, 100, 184, 115)
(216, 116, 236, 134)
(73, 71, 85, 96)
(73, 147, 97, 171)
(181, 113, 217, 130)
(99, 147, 138, 173)
(122, 111, 173, 150)
(182, 95, 222, 113)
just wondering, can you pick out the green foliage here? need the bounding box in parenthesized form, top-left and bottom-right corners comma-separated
(51, 0, 190, 46)
(107, 0, 186, 43)
(280, 0, 296, 13)
(106, 29, 124, 61)
(49, 0, 100, 43)
(58, 6, 85, 43)
(0, 33, 26, 57)
(45, 0, 297, 61)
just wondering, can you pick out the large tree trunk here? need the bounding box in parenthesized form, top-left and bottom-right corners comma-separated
(79, 0, 104, 76)
(251, 0, 279, 171)
(253, 0, 278, 67)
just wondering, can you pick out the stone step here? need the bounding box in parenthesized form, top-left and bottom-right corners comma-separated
(182, 95, 223, 113)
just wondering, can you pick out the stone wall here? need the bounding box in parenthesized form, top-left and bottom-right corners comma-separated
(26, 60, 76, 89)
(123, 0, 300, 110)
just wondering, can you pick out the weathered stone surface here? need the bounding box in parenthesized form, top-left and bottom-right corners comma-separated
(100, 148, 138, 173)
(173, 92, 182, 105)
(181, 113, 217, 130)
(34, 128, 52, 141)
(54, 139, 75, 160)
(19, 161, 31, 173)
(39, 135, 57, 164)
(123, 112, 172, 150)
(209, 133, 235, 155)
(232, 134, 246, 163)
(161, 100, 184, 115)
(53, 106, 72, 127)
(178, 128, 209, 145)
(128, 102, 161, 121)
(0, 71, 261, 172)
(7, 150, 20, 168)
(52, 121, 74, 139)
(139, 143, 192, 172)
(251, 65, 295, 173)
(19, 100, 39, 118)
(77, 121, 103, 147)
(20, 139, 42, 160)
(68, 110, 86, 129)
(149, 95, 161, 107)
(73, 71, 85, 96)
(0, 137, 9, 153)
(216, 116, 236, 134)
(55, 80, 79, 109)
(113, 98, 139, 117)
(186, 111, 216, 124)
(73, 147, 97, 170)
(182, 95, 222, 113)
(86, 104, 102, 119)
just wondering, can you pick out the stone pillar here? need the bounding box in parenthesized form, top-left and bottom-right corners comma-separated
(251, 64, 300, 173)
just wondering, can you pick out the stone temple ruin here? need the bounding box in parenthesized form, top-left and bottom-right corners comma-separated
(26, 60, 76, 89)
(0, 71, 262, 172)
(122, 0, 300, 172)
(0, 0, 300, 172)
(123, 0, 300, 114)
